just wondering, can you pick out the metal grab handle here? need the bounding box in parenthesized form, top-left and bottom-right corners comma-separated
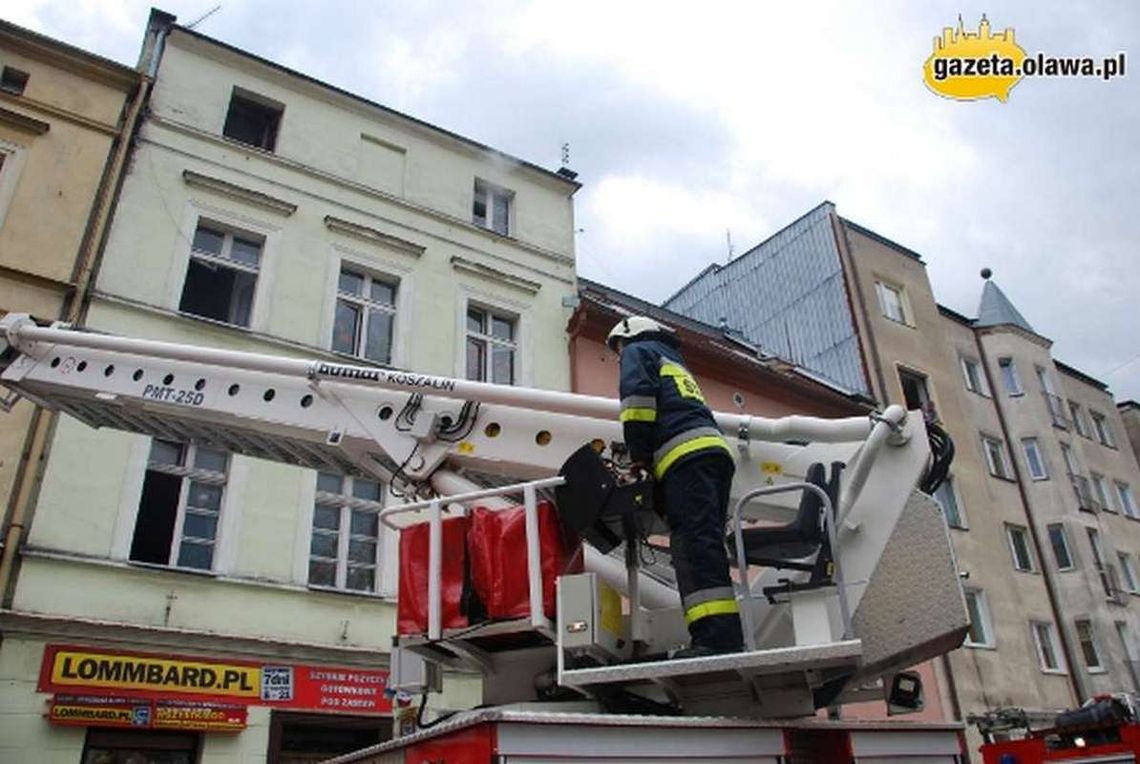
(730, 481, 850, 651)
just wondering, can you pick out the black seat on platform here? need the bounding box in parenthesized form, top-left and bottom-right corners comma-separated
(730, 461, 842, 575)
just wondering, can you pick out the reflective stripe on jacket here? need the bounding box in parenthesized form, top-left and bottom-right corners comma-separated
(618, 336, 731, 478)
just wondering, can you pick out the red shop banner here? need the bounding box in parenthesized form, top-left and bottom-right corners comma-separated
(39, 644, 391, 715)
(49, 695, 247, 732)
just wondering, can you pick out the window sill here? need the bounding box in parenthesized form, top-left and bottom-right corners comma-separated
(1007, 391, 1025, 398)
(1087, 667, 1108, 674)
(178, 310, 254, 333)
(1030, 475, 1050, 482)
(1040, 668, 1069, 676)
(880, 315, 915, 329)
(306, 584, 390, 601)
(963, 642, 997, 651)
(126, 560, 219, 578)
(988, 473, 1017, 483)
(965, 389, 992, 399)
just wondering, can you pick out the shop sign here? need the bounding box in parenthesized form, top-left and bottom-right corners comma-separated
(40, 645, 391, 714)
(49, 695, 247, 732)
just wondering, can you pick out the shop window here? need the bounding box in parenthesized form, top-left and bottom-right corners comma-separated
(223, 87, 283, 151)
(82, 729, 198, 764)
(267, 711, 389, 764)
(130, 440, 229, 571)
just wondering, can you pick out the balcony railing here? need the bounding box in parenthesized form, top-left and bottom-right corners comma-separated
(1043, 392, 1069, 429)
(1072, 474, 1099, 512)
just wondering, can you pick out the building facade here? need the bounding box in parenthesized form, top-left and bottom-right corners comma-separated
(1120, 400, 1140, 467)
(666, 203, 1140, 756)
(0, 19, 142, 604)
(0, 10, 578, 763)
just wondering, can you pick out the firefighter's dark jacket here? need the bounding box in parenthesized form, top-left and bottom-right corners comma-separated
(618, 333, 731, 479)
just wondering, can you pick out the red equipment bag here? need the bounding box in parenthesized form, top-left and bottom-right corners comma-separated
(467, 500, 582, 620)
(397, 515, 470, 636)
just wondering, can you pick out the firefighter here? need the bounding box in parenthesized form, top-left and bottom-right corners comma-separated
(607, 316, 744, 657)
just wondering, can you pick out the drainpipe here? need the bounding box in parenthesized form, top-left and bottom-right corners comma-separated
(0, 69, 152, 607)
(829, 213, 889, 403)
(973, 328, 1087, 703)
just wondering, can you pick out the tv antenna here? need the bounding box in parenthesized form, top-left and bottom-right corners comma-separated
(187, 5, 222, 30)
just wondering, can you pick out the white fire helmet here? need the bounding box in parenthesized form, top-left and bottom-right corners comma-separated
(606, 315, 669, 352)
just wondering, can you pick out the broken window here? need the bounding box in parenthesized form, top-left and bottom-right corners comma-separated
(178, 221, 262, 327)
(130, 440, 229, 570)
(472, 179, 512, 235)
(222, 88, 283, 151)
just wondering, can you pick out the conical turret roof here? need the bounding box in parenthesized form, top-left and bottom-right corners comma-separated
(976, 278, 1034, 333)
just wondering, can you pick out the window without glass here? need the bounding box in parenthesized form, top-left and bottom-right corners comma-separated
(1047, 524, 1074, 570)
(0, 66, 29, 95)
(309, 472, 383, 593)
(961, 356, 988, 395)
(998, 357, 1023, 395)
(472, 179, 511, 235)
(1117, 482, 1139, 519)
(898, 369, 936, 421)
(130, 440, 228, 570)
(1091, 410, 1116, 447)
(1006, 524, 1035, 572)
(1118, 552, 1139, 593)
(981, 435, 1012, 479)
(466, 305, 516, 385)
(1021, 437, 1049, 480)
(875, 280, 908, 324)
(222, 88, 283, 151)
(964, 590, 993, 647)
(1075, 618, 1103, 669)
(332, 267, 397, 364)
(179, 221, 262, 327)
(1032, 621, 1063, 672)
(934, 476, 965, 529)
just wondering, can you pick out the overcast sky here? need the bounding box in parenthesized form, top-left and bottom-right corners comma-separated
(9, 1, 1139, 401)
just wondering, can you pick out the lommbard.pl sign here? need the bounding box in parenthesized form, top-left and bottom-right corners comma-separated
(39, 644, 391, 724)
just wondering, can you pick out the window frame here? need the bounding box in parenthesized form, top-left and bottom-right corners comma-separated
(472, 178, 513, 236)
(1091, 410, 1117, 448)
(1047, 523, 1075, 571)
(330, 264, 399, 364)
(308, 472, 386, 595)
(131, 440, 230, 572)
(1074, 618, 1105, 672)
(1092, 472, 1115, 513)
(1021, 437, 1049, 480)
(997, 356, 1023, 396)
(0, 138, 28, 233)
(1116, 481, 1139, 519)
(1005, 523, 1036, 572)
(875, 279, 910, 325)
(960, 355, 989, 396)
(934, 474, 966, 529)
(178, 219, 264, 328)
(465, 302, 519, 385)
(963, 589, 995, 648)
(981, 434, 1013, 480)
(1031, 621, 1066, 673)
(1070, 401, 1091, 438)
(1117, 552, 1140, 594)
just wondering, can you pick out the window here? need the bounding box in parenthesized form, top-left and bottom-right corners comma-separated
(1037, 366, 1068, 429)
(898, 368, 936, 421)
(1070, 402, 1091, 438)
(179, 221, 262, 327)
(83, 729, 198, 764)
(1117, 482, 1139, 519)
(1074, 618, 1103, 670)
(222, 88, 283, 151)
(998, 357, 1023, 395)
(332, 267, 397, 364)
(964, 590, 994, 647)
(1092, 472, 1114, 512)
(267, 711, 389, 762)
(1116, 623, 1140, 691)
(1006, 524, 1035, 572)
(1118, 552, 1139, 594)
(1091, 410, 1116, 447)
(960, 356, 988, 395)
(1088, 527, 1118, 599)
(875, 280, 908, 324)
(472, 179, 511, 235)
(1031, 622, 1064, 672)
(309, 472, 383, 593)
(0, 66, 29, 95)
(934, 476, 965, 529)
(466, 305, 516, 384)
(130, 440, 229, 571)
(1021, 437, 1049, 480)
(981, 435, 1012, 479)
(1047, 524, 1074, 570)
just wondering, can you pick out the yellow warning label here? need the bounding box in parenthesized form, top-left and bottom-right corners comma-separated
(457, 441, 475, 455)
(599, 581, 623, 637)
(760, 462, 782, 475)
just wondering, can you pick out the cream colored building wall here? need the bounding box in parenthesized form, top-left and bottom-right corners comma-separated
(840, 226, 1073, 749)
(1120, 403, 1140, 468)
